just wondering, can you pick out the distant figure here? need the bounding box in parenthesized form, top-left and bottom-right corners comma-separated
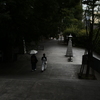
(41, 53, 47, 72)
(31, 54, 38, 71)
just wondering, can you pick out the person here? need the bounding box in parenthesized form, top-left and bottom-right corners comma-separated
(31, 54, 38, 71)
(41, 53, 47, 72)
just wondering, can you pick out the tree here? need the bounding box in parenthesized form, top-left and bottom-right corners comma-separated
(0, 0, 82, 61)
(79, 0, 100, 79)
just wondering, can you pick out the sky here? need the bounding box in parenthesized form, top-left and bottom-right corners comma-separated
(82, 1, 100, 11)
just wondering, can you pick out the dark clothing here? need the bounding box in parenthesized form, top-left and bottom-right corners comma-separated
(31, 63, 36, 70)
(41, 57, 47, 61)
(31, 54, 38, 70)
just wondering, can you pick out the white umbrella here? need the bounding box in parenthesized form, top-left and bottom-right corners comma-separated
(29, 50, 38, 54)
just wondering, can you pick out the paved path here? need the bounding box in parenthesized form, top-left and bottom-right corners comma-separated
(0, 40, 100, 100)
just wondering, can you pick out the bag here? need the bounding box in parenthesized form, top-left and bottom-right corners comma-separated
(45, 61, 47, 64)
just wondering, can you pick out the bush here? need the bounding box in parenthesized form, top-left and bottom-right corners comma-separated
(63, 25, 100, 55)
(63, 26, 87, 47)
(93, 29, 100, 55)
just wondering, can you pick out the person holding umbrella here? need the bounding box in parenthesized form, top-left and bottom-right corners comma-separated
(31, 53, 38, 71)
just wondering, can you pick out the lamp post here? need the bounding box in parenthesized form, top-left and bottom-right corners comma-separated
(66, 34, 73, 62)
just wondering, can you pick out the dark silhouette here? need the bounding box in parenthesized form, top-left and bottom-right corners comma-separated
(31, 54, 38, 71)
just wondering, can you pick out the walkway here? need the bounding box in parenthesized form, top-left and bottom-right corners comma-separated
(0, 40, 100, 100)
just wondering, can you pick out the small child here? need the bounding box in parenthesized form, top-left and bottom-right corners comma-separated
(41, 53, 47, 72)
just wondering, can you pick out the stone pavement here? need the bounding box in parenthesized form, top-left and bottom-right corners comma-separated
(0, 40, 100, 100)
